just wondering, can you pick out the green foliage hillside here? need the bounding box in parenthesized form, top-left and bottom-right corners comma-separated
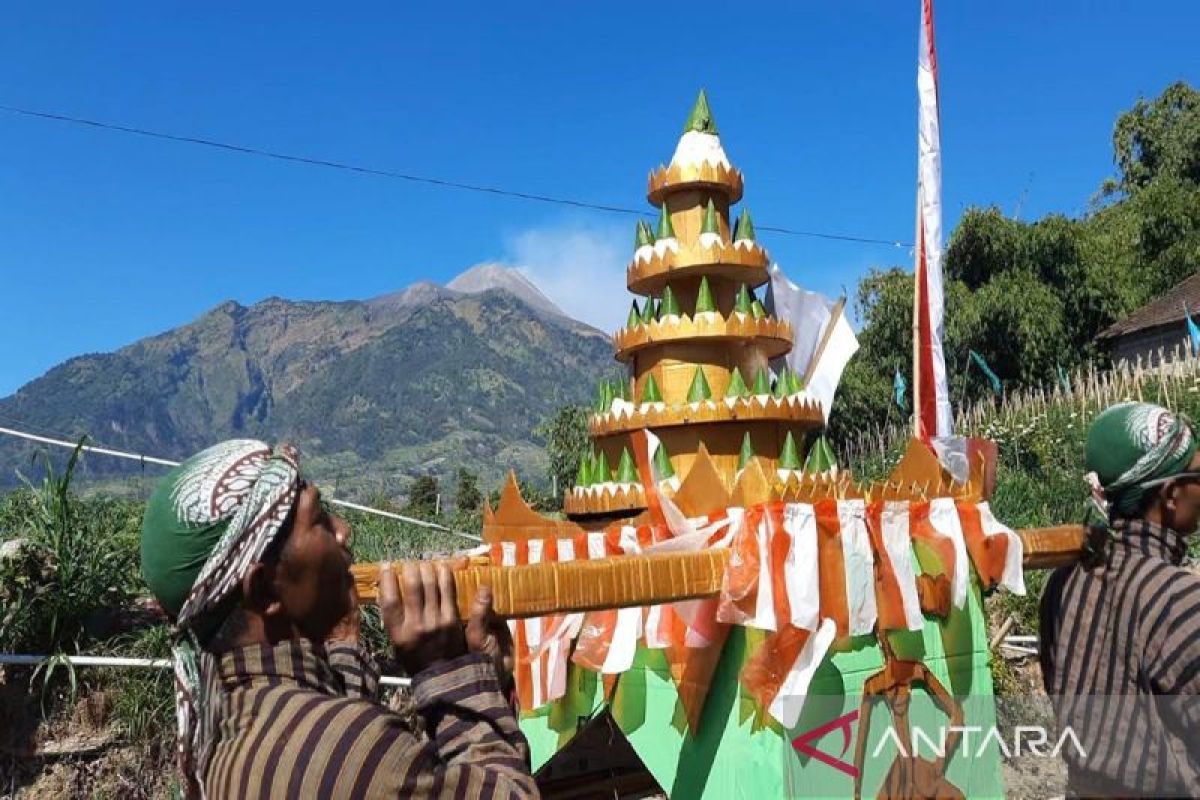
(0, 287, 614, 498)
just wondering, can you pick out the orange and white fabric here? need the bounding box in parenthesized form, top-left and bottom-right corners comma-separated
(489, 495, 1024, 725)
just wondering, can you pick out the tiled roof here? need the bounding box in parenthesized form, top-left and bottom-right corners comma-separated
(1098, 272, 1200, 339)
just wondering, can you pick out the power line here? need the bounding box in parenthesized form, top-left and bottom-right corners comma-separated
(0, 424, 481, 542)
(0, 104, 911, 249)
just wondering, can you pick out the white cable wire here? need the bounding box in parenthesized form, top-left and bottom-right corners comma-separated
(0, 652, 410, 687)
(0, 425, 481, 542)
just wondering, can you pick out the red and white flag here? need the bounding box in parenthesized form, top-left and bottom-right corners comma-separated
(913, 0, 953, 442)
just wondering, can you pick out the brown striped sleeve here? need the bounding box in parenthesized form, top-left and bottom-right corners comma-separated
(326, 642, 381, 701)
(409, 653, 537, 797)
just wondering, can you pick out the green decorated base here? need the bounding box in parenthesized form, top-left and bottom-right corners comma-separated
(520, 579, 1004, 799)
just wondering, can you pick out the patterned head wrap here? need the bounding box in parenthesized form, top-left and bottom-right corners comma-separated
(1085, 402, 1198, 519)
(140, 439, 302, 797)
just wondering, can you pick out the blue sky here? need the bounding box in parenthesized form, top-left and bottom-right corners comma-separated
(1, 1, 1196, 397)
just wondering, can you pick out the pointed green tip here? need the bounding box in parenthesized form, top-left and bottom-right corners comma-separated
(734, 208, 757, 242)
(701, 198, 720, 235)
(725, 366, 749, 398)
(752, 366, 772, 395)
(682, 89, 720, 136)
(641, 297, 658, 323)
(804, 436, 836, 474)
(773, 367, 790, 398)
(687, 366, 713, 402)
(656, 204, 676, 240)
(695, 276, 716, 314)
(616, 447, 638, 483)
(779, 431, 802, 470)
(595, 450, 611, 483)
(641, 373, 663, 403)
(734, 284, 754, 314)
(750, 299, 767, 319)
(738, 432, 756, 470)
(787, 369, 804, 395)
(616, 377, 630, 401)
(627, 299, 642, 328)
(653, 443, 676, 479)
(659, 285, 681, 318)
(595, 380, 610, 412)
(576, 455, 591, 487)
(635, 220, 654, 249)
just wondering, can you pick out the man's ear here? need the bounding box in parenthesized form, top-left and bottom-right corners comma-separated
(241, 561, 285, 618)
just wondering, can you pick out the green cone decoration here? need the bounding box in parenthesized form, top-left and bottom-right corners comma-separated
(725, 366, 750, 398)
(641, 373, 664, 404)
(687, 366, 713, 403)
(773, 367, 791, 398)
(594, 380, 608, 412)
(627, 299, 642, 328)
(682, 89, 720, 136)
(738, 432, 756, 470)
(779, 431, 802, 471)
(594, 449, 611, 483)
(786, 368, 805, 395)
(734, 207, 757, 242)
(695, 276, 717, 314)
(734, 284, 754, 315)
(752, 366, 772, 396)
(576, 455, 592, 488)
(701, 199, 720, 235)
(656, 204, 676, 241)
(641, 297, 658, 324)
(635, 220, 655, 249)
(616, 447, 639, 483)
(613, 377, 628, 402)
(804, 436, 837, 474)
(659, 285, 681, 318)
(653, 443, 676, 479)
(601, 379, 615, 410)
(750, 299, 767, 319)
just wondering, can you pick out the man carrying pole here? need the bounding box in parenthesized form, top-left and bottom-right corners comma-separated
(139, 439, 537, 799)
(1040, 403, 1200, 796)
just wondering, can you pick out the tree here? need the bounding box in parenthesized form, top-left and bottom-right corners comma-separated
(453, 467, 482, 513)
(831, 82, 1200, 445)
(1109, 81, 1200, 195)
(534, 405, 592, 498)
(404, 474, 440, 517)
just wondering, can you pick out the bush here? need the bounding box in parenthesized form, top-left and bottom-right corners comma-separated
(0, 446, 144, 655)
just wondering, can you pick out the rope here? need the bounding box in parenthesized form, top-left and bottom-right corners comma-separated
(0, 424, 481, 542)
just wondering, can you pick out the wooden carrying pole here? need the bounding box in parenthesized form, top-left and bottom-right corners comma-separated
(351, 524, 1086, 617)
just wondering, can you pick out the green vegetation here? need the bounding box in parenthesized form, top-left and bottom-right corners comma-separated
(832, 82, 1200, 443)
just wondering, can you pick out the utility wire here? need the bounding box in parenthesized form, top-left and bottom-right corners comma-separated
(0, 104, 911, 248)
(0, 424, 482, 542)
(0, 653, 411, 686)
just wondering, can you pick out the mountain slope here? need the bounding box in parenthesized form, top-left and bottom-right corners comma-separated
(0, 284, 615, 494)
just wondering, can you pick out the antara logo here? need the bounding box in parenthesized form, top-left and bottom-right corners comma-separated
(791, 710, 1087, 779)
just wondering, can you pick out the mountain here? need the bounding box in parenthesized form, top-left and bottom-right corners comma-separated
(446, 263, 565, 318)
(0, 266, 617, 496)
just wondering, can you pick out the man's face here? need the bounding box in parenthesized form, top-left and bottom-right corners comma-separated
(1163, 451, 1200, 536)
(273, 482, 354, 641)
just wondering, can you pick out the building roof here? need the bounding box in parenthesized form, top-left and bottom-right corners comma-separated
(1099, 272, 1200, 339)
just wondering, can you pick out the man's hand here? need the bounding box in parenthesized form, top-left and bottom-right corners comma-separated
(379, 561, 467, 675)
(465, 585, 515, 684)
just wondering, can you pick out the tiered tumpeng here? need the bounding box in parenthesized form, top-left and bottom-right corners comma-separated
(565, 91, 825, 523)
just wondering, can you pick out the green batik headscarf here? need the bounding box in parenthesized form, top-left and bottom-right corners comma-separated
(140, 439, 302, 798)
(1084, 402, 1198, 519)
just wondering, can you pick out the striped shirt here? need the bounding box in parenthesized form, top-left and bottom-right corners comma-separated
(1039, 518, 1200, 796)
(201, 639, 538, 799)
